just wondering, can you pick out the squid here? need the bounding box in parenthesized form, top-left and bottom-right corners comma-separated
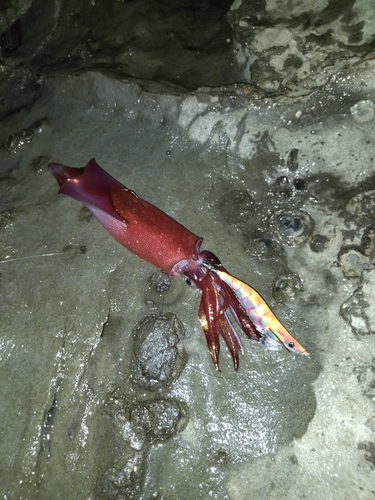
(49, 159, 308, 371)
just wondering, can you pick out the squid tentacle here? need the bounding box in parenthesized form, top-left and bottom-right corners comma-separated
(222, 310, 244, 355)
(198, 270, 262, 370)
(218, 313, 243, 371)
(198, 271, 246, 370)
(199, 275, 224, 369)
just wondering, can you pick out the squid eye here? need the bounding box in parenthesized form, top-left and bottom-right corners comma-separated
(288, 342, 295, 349)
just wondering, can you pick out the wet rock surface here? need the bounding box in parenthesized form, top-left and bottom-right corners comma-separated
(219, 188, 257, 225)
(1, 68, 374, 498)
(1, 0, 244, 92)
(105, 389, 189, 445)
(143, 271, 171, 310)
(0, 1, 375, 498)
(272, 273, 303, 302)
(309, 234, 330, 253)
(1, 0, 374, 101)
(227, 0, 375, 96)
(143, 270, 185, 310)
(101, 388, 189, 499)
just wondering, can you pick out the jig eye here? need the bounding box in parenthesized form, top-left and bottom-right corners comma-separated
(288, 341, 295, 349)
(185, 278, 193, 286)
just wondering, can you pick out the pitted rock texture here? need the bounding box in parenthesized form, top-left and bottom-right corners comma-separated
(102, 388, 189, 499)
(131, 313, 187, 391)
(227, 0, 375, 95)
(340, 269, 375, 336)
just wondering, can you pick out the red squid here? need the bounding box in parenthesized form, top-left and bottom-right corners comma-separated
(49, 159, 308, 370)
